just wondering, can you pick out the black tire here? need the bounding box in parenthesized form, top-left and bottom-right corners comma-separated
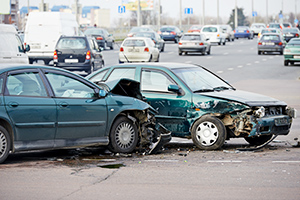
(284, 60, 289, 66)
(231, 38, 234, 41)
(148, 55, 153, 62)
(161, 44, 165, 52)
(178, 51, 182, 56)
(174, 37, 178, 43)
(0, 126, 11, 164)
(108, 116, 138, 153)
(155, 54, 159, 62)
(207, 47, 211, 55)
(280, 51, 283, 55)
(29, 59, 34, 64)
(110, 42, 114, 50)
(222, 40, 226, 45)
(218, 42, 221, 45)
(244, 135, 272, 146)
(258, 51, 261, 55)
(119, 60, 124, 64)
(191, 116, 226, 150)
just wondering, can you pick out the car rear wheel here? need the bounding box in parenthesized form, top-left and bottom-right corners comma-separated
(284, 60, 289, 66)
(161, 44, 165, 52)
(155, 54, 159, 62)
(191, 116, 226, 150)
(110, 42, 114, 50)
(244, 135, 273, 146)
(207, 47, 211, 55)
(0, 126, 11, 164)
(108, 116, 138, 153)
(178, 51, 182, 56)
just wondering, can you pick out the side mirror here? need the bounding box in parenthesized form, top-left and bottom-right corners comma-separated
(25, 44, 30, 52)
(168, 84, 182, 95)
(98, 89, 107, 98)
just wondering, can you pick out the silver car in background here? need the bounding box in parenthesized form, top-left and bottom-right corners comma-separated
(178, 33, 211, 55)
(250, 23, 266, 36)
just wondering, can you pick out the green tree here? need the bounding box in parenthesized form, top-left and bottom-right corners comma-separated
(227, 7, 250, 28)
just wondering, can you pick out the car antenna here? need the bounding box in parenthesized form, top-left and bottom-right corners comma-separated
(115, 41, 130, 63)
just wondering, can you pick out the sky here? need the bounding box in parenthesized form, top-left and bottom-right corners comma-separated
(19, 0, 296, 24)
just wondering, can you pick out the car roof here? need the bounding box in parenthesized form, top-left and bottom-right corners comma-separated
(0, 64, 71, 74)
(261, 33, 281, 36)
(109, 62, 200, 70)
(183, 32, 202, 35)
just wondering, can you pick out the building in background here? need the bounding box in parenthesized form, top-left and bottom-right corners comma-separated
(0, 0, 19, 28)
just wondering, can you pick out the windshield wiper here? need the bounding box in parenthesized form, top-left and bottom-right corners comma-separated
(193, 89, 214, 93)
(213, 86, 232, 91)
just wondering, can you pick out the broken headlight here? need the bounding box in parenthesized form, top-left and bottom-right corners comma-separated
(255, 106, 265, 118)
(286, 107, 297, 119)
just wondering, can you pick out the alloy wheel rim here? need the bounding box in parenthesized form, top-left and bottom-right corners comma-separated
(0, 131, 7, 158)
(115, 122, 135, 149)
(195, 121, 218, 146)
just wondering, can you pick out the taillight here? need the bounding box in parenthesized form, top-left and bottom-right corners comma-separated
(188, 30, 192, 33)
(96, 36, 103, 40)
(234, 30, 236, 33)
(86, 50, 91, 60)
(152, 40, 156, 44)
(144, 47, 149, 52)
(278, 42, 283, 46)
(246, 30, 249, 33)
(53, 50, 58, 61)
(120, 47, 124, 52)
(171, 31, 176, 35)
(258, 42, 262, 45)
(179, 42, 182, 45)
(296, 34, 299, 37)
(158, 31, 162, 34)
(199, 42, 204, 45)
(217, 34, 220, 37)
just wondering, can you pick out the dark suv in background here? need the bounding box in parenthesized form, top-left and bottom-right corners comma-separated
(53, 36, 104, 73)
(84, 28, 114, 50)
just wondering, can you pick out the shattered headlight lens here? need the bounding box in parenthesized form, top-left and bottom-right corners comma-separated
(286, 107, 297, 119)
(255, 106, 265, 118)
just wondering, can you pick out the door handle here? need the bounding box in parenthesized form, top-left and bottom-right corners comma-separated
(59, 102, 69, 108)
(8, 102, 19, 108)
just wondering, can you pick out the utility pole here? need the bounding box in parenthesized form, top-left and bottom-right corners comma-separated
(217, 0, 219, 24)
(266, 0, 268, 24)
(252, 0, 254, 23)
(203, 0, 205, 25)
(179, 0, 182, 29)
(41, 0, 44, 11)
(137, 0, 141, 26)
(235, 0, 238, 28)
(157, 0, 161, 28)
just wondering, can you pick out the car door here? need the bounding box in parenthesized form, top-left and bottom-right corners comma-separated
(139, 68, 192, 136)
(44, 70, 108, 147)
(4, 69, 56, 150)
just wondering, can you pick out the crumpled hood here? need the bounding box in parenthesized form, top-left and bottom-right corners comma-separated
(200, 89, 287, 107)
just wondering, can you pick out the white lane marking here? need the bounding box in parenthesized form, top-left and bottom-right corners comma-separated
(262, 58, 267, 61)
(238, 50, 243, 52)
(250, 48, 254, 50)
(207, 160, 242, 163)
(223, 52, 229, 55)
(237, 65, 243, 68)
(185, 61, 193, 64)
(272, 161, 300, 163)
(216, 71, 223, 74)
(254, 61, 260, 63)
(228, 68, 234, 70)
(167, 52, 173, 55)
(206, 56, 213, 59)
(269, 56, 274, 59)
(246, 63, 252, 66)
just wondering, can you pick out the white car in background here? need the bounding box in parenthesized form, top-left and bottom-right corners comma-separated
(250, 23, 267, 36)
(201, 25, 227, 45)
(119, 37, 160, 63)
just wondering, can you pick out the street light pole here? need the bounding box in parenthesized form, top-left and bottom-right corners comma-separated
(179, 0, 182, 29)
(137, 0, 141, 26)
(157, 0, 161, 28)
(235, 0, 238, 28)
(266, 0, 268, 24)
(217, 0, 219, 24)
(203, 0, 205, 25)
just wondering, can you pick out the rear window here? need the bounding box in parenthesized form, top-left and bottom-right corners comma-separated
(160, 27, 175, 32)
(135, 32, 155, 39)
(262, 29, 277, 34)
(123, 39, 145, 47)
(202, 27, 217, 32)
(261, 35, 280, 41)
(237, 27, 248, 31)
(269, 24, 280, 28)
(283, 28, 298, 33)
(288, 39, 300, 45)
(56, 38, 87, 49)
(84, 29, 104, 35)
(181, 35, 201, 40)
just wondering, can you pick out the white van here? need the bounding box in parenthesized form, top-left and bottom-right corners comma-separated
(0, 24, 29, 64)
(201, 25, 227, 45)
(24, 12, 79, 65)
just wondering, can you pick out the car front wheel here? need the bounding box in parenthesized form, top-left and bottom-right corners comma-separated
(191, 116, 226, 150)
(284, 60, 289, 66)
(108, 116, 138, 153)
(0, 126, 11, 164)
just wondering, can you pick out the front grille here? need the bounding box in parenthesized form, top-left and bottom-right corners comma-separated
(264, 106, 284, 116)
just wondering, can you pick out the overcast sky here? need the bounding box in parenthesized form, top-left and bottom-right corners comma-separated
(19, 0, 296, 23)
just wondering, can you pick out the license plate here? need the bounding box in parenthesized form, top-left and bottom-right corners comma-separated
(275, 118, 289, 126)
(264, 42, 275, 45)
(128, 49, 139, 52)
(31, 45, 41, 49)
(187, 43, 196, 46)
(294, 56, 300, 59)
(65, 59, 78, 63)
(163, 32, 169, 35)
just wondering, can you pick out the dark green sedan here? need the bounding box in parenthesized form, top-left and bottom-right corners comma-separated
(0, 64, 170, 163)
(284, 38, 300, 66)
(88, 63, 296, 150)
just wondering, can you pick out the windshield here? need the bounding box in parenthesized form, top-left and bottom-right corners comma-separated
(172, 67, 232, 92)
(287, 39, 300, 45)
(181, 34, 202, 40)
(283, 28, 298, 33)
(261, 35, 280, 41)
(202, 27, 218, 32)
(84, 29, 104, 35)
(262, 29, 277, 34)
(160, 27, 175, 32)
(56, 38, 87, 49)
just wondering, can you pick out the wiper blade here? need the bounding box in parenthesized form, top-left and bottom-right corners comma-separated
(193, 89, 214, 93)
(213, 86, 231, 91)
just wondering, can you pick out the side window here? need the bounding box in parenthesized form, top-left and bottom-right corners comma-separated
(15, 34, 24, 53)
(141, 69, 176, 93)
(45, 73, 96, 98)
(6, 72, 48, 97)
(105, 68, 135, 82)
(0, 75, 4, 94)
(89, 69, 109, 82)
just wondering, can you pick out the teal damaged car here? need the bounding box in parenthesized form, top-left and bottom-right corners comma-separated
(0, 64, 171, 163)
(88, 63, 297, 150)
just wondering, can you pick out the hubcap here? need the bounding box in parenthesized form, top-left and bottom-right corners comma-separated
(195, 121, 218, 146)
(115, 122, 135, 149)
(0, 131, 7, 158)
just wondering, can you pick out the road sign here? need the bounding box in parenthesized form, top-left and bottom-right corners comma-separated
(118, 5, 125, 13)
(295, 19, 299, 24)
(252, 11, 257, 17)
(279, 14, 283, 19)
(184, 8, 193, 15)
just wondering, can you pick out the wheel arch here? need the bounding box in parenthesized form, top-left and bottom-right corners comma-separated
(0, 118, 14, 152)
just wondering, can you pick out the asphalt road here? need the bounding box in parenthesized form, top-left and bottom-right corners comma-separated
(1, 38, 300, 200)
